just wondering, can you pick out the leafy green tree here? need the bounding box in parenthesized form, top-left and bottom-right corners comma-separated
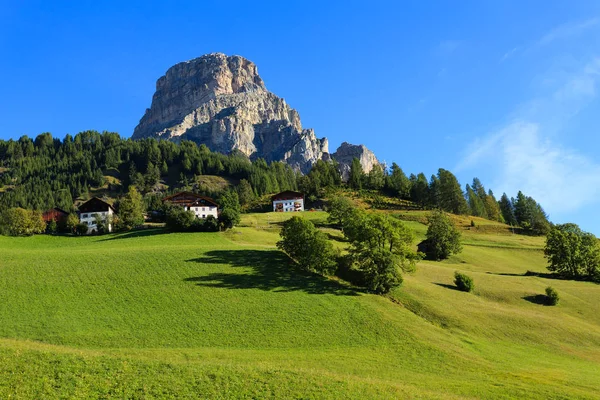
(165, 206, 195, 231)
(454, 271, 474, 292)
(349, 158, 364, 190)
(544, 223, 600, 280)
(0, 208, 45, 236)
(327, 196, 355, 226)
(484, 190, 504, 223)
(277, 216, 337, 275)
(66, 213, 79, 234)
(218, 189, 241, 230)
(425, 210, 462, 260)
(343, 209, 417, 293)
(118, 186, 145, 230)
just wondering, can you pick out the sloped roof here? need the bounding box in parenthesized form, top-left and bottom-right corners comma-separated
(78, 197, 116, 213)
(162, 192, 218, 207)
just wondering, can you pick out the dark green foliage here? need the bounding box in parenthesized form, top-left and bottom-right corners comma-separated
(75, 223, 89, 236)
(437, 169, 468, 215)
(366, 164, 385, 190)
(164, 207, 219, 232)
(117, 186, 145, 231)
(425, 210, 462, 260)
(46, 219, 58, 234)
(0, 208, 45, 236)
(545, 286, 559, 305)
(409, 173, 429, 207)
(513, 191, 550, 235)
(454, 271, 474, 292)
(237, 179, 255, 206)
(0, 131, 298, 212)
(349, 158, 364, 190)
(218, 190, 241, 230)
(277, 216, 337, 275)
(326, 196, 354, 226)
(544, 223, 600, 280)
(499, 193, 517, 226)
(343, 208, 418, 293)
(387, 163, 411, 199)
(466, 184, 487, 218)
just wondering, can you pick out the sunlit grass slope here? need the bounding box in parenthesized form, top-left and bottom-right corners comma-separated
(0, 211, 599, 399)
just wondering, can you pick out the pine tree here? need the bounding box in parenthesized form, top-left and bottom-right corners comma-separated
(349, 158, 364, 190)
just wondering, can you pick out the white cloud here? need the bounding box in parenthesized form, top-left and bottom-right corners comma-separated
(456, 58, 600, 218)
(538, 17, 600, 46)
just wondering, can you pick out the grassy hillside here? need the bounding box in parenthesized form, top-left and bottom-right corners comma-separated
(0, 211, 599, 398)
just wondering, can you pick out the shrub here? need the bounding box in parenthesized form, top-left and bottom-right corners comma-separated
(545, 286, 559, 305)
(470, 219, 476, 227)
(0, 208, 46, 236)
(75, 223, 89, 236)
(454, 271, 474, 292)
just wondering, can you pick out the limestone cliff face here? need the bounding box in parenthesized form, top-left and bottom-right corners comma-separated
(132, 53, 328, 172)
(332, 142, 381, 181)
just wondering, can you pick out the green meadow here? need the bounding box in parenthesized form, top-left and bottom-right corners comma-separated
(1, 211, 599, 399)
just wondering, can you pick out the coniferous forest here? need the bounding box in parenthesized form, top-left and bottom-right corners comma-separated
(0, 130, 550, 234)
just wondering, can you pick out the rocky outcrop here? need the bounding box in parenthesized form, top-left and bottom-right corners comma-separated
(132, 53, 329, 172)
(332, 142, 381, 181)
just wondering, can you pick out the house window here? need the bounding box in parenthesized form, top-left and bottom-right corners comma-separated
(202, 214, 206, 218)
(82, 214, 88, 218)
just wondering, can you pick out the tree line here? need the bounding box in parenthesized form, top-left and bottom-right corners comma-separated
(1, 130, 550, 235)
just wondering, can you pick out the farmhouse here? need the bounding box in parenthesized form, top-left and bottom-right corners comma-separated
(42, 208, 69, 224)
(78, 197, 116, 234)
(163, 192, 219, 219)
(272, 191, 304, 212)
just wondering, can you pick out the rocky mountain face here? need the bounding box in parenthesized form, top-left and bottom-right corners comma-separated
(332, 142, 381, 181)
(133, 53, 378, 175)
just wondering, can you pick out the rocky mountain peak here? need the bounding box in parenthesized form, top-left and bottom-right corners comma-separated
(132, 53, 377, 174)
(332, 142, 381, 181)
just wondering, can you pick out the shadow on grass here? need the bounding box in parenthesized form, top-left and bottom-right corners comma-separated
(185, 250, 358, 296)
(433, 283, 461, 291)
(100, 228, 170, 241)
(523, 294, 549, 305)
(487, 271, 598, 283)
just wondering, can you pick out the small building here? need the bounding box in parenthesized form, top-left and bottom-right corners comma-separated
(78, 197, 116, 234)
(163, 192, 219, 219)
(42, 208, 69, 225)
(272, 191, 304, 212)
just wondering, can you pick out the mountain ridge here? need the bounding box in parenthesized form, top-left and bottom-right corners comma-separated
(132, 53, 379, 175)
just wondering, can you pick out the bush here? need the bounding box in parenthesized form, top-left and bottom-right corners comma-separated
(165, 206, 219, 232)
(0, 208, 46, 236)
(75, 223, 89, 236)
(545, 286, 559, 305)
(454, 271, 474, 292)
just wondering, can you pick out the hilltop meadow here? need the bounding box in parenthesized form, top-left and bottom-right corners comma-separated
(1, 210, 599, 399)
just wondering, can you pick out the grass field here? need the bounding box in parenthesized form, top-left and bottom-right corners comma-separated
(1, 211, 599, 398)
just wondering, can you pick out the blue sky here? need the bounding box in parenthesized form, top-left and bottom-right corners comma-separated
(1, 1, 600, 233)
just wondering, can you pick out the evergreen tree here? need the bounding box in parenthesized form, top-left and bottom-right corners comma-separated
(466, 184, 487, 217)
(437, 169, 468, 215)
(367, 164, 385, 190)
(499, 193, 517, 226)
(118, 186, 145, 230)
(388, 163, 411, 198)
(349, 158, 364, 190)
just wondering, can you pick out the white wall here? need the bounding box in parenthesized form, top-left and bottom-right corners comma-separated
(273, 199, 304, 212)
(185, 205, 218, 219)
(79, 209, 113, 234)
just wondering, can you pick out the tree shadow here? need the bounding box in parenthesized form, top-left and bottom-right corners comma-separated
(523, 294, 549, 305)
(184, 250, 359, 296)
(100, 228, 170, 241)
(433, 282, 461, 291)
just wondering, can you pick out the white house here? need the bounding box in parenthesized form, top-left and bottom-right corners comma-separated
(163, 192, 219, 219)
(272, 191, 304, 212)
(78, 197, 116, 234)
